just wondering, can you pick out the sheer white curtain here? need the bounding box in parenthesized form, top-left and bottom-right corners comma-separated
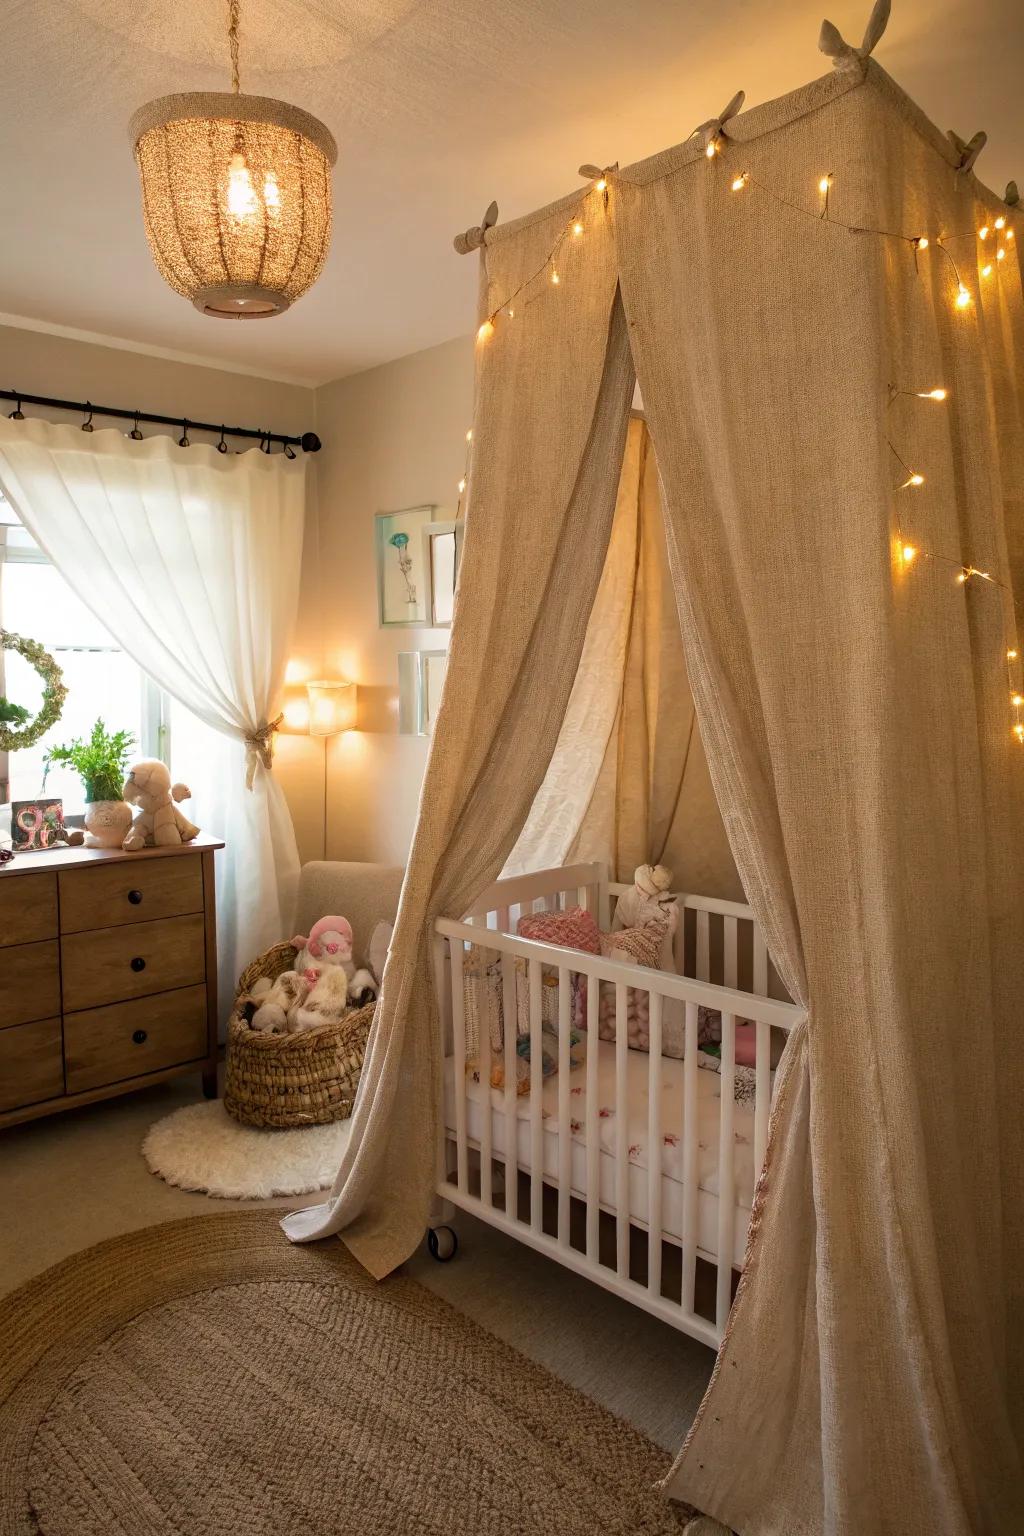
(0, 417, 306, 1009)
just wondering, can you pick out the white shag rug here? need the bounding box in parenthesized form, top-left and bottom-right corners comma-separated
(142, 1101, 351, 1200)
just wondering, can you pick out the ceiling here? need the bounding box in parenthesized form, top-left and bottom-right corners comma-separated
(2, 0, 1021, 386)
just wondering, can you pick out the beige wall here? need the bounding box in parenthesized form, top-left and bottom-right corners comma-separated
(313, 335, 473, 866)
(0, 321, 326, 863)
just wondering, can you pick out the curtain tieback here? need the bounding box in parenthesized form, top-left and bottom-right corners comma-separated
(243, 714, 284, 790)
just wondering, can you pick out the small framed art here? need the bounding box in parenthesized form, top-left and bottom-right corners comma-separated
(376, 507, 461, 628)
(11, 797, 69, 850)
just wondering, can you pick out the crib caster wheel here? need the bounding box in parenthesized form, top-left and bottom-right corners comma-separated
(427, 1225, 458, 1262)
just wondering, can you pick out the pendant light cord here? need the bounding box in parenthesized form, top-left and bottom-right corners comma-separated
(227, 0, 242, 93)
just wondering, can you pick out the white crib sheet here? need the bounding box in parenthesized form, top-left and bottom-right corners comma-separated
(443, 1036, 758, 1269)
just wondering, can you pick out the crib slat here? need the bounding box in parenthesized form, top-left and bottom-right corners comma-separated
(585, 969, 600, 1262)
(753, 927, 769, 998)
(557, 966, 571, 1244)
(716, 1012, 737, 1331)
(681, 1000, 699, 1313)
(529, 958, 543, 1232)
(615, 981, 629, 1279)
(754, 1018, 770, 1183)
(450, 939, 468, 1195)
(502, 949, 518, 1219)
(647, 989, 663, 1302)
(696, 910, 710, 982)
(478, 939, 493, 1209)
(723, 915, 738, 990)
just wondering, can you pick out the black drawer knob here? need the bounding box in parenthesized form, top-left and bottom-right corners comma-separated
(128, 889, 143, 905)
(132, 1029, 147, 1045)
(130, 956, 146, 972)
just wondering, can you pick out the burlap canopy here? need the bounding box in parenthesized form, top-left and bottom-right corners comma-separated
(285, 35, 1023, 1534)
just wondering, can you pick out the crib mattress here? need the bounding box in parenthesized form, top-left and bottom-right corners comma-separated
(443, 1037, 758, 1269)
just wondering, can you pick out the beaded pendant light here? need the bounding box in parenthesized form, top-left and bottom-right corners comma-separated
(129, 0, 337, 319)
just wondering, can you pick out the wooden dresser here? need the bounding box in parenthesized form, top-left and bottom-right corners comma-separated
(0, 835, 223, 1129)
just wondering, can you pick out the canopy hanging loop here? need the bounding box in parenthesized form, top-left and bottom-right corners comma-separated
(689, 90, 745, 157)
(947, 129, 988, 173)
(819, 0, 890, 75)
(453, 200, 499, 256)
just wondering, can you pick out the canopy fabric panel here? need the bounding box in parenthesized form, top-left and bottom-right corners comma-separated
(507, 415, 743, 899)
(614, 62, 1024, 1533)
(284, 47, 1024, 1536)
(281, 195, 636, 1266)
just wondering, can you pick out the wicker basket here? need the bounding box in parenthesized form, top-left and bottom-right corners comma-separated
(223, 940, 374, 1129)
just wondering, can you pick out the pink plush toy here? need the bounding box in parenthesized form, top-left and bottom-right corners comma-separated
(291, 916, 354, 987)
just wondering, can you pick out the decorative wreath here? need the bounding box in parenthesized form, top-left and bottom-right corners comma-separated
(0, 629, 67, 750)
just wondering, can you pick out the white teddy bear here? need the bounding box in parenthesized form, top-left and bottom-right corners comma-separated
(613, 863, 678, 971)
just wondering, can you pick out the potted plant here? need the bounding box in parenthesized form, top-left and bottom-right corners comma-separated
(44, 721, 136, 848)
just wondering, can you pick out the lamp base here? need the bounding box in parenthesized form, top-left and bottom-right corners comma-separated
(192, 283, 290, 319)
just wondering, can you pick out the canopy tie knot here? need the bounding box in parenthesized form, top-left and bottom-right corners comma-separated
(689, 90, 745, 156)
(947, 128, 987, 174)
(453, 200, 499, 255)
(819, 0, 890, 75)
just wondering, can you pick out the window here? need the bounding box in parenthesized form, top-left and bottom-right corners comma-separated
(0, 495, 170, 817)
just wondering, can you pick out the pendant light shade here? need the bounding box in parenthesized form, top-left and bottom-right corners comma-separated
(130, 92, 336, 318)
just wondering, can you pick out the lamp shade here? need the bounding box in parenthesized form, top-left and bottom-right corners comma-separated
(306, 680, 357, 736)
(129, 93, 337, 318)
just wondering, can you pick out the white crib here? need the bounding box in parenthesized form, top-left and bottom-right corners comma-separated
(432, 863, 805, 1348)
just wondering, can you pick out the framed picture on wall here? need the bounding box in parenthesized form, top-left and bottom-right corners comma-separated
(376, 507, 461, 628)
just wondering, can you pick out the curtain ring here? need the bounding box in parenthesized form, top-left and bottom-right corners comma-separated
(260, 431, 272, 455)
(81, 402, 94, 433)
(284, 442, 297, 459)
(178, 419, 191, 448)
(217, 425, 228, 454)
(129, 411, 144, 440)
(8, 397, 24, 420)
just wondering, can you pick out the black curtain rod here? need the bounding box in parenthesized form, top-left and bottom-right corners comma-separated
(0, 389, 321, 454)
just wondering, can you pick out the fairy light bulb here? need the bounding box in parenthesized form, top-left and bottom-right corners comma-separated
(457, 478, 466, 494)
(706, 138, 719, 158)
(573, 221, 584, 236)
(901, 472, 925, 488)
(1009, 649, 1019, 661)
(595, 178, 607, 192)
(979, 226, 989, 240)
(994, 215, 1006, 229)
(956, 285, 972, 309)
(902, 544, 917, 565)
(982, 264, 993, 277)
(506, 306, 515, 319)
(997, 247, 1006, 261)
(477, 319, 495, 343)
(1012, 693, 1024, 708)
(1007, 229, 1015, 241)
(917, 388, 947, 400)
(818, 176, 831, 194)
(226, 152, 257, 221)
(551, 269, 560, 285)
(465, 429, 473, 443)
(1014, 723, 1024, 743)
(731, 173, 748, 192)
(914, 236, 929, 251)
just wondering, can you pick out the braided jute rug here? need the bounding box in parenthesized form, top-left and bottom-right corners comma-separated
(0, 1210, 697, 1536)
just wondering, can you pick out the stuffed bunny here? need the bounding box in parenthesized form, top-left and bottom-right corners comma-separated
(122, 759, 199, 850)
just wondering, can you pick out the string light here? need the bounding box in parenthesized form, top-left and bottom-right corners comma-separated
(573, 220, 584, 236)
(477, 319, 495, 343)
(1010, 650, 1019, 661)
(914, 236, 929, 251)
(465, 429, 473, 443)
(982, 263, 993, 278)
(955, 285, 973, 309)
(902, 544, 918, 564)
(903, 472, 925, 488)
(1012, 693, 1024, 708)
(457, 478, 466, 494)
(706, 137, 720, 159)
(994, 215, 1006, 229)
(997, 247, 1006, 261)
(551, 269, 560, 285)
(731, 173, 749, 192)
(595, 178, 607, 192)
(979, 225, 990, 239)
(916, 388, 948, 400)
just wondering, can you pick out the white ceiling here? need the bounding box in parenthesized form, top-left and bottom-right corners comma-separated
(2, 0, 1020, 386)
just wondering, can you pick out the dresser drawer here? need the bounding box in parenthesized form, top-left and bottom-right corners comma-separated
(61, 914, 206, 1012)
(64, 986, 208, 1094)
(0, 873, 58, 948)
(0, 941, 61, 1028)
(59, 855, 203, 934)
(0, 1016, 63, 1112)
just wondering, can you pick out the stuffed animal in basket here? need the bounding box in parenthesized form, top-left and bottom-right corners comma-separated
(249, 969, 312, 1032)
(292, 915, 379, 1007)
(122, 759, 199, 850)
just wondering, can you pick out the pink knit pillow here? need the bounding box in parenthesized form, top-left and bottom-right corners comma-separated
(516, 906, 601, 954)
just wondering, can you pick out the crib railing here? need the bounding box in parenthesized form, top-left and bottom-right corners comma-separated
(432, 864, 805, 1347)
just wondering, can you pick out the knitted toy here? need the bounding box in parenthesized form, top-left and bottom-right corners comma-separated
(122, 759, 199, 850)
(249, 970, 312, 1033)
(612, 864, 678, 971)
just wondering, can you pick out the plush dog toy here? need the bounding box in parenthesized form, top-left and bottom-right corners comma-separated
(248, 970, 312, 1033)
(122, 759, 199, 851)
(612, 863, 678, 970)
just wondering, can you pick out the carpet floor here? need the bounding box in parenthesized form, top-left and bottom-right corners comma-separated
(0, 1211, 696, 1536)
